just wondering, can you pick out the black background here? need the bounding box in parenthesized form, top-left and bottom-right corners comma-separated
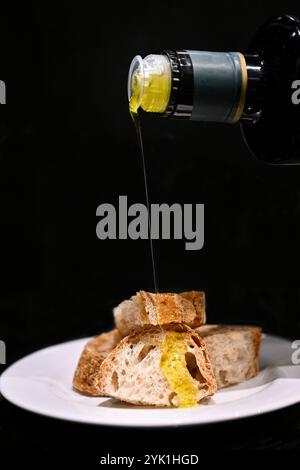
(1, 0, 300, 458)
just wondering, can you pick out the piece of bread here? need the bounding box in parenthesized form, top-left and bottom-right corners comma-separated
(195, 325, 261, 389)
(113, 290, 206, 337)
(73, 324, 262, 397)
(98, 325, 217, 407)
(73, 329, 122, 395)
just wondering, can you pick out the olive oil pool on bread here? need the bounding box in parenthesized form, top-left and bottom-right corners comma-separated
(128, 15, 300, 164)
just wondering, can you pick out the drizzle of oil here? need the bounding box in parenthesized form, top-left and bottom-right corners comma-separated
(130, 109, 158, 293)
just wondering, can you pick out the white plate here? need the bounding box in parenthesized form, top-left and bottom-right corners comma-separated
(1, 334, 300, 427)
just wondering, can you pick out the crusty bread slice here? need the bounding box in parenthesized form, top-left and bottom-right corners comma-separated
(73, 329, 122, 395)
(73, 324, 262, 397)
(195, 325, 261, 389)
(98, 325, 217, 407)
(113, 290, 206, 337)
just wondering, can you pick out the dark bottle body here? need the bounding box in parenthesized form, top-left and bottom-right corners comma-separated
(241, 15, 300, 164)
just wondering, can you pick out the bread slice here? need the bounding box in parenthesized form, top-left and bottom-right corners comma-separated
(113, 290, 206, 337)
(195, 325, 261, 389)
(73, 324, 262, 397)
(73, 329, 122, 395)
(98, 325, 217, 407)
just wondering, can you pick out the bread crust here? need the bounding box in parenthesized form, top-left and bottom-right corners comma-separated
(73, 329, 121, 396)
(114, 290, 206, 337)
(250, 326, 262, 377)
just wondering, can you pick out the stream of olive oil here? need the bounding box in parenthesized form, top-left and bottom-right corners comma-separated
(130, 110, 158, 293)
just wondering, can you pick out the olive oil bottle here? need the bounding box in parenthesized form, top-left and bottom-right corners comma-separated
(128, 15, 300, 164)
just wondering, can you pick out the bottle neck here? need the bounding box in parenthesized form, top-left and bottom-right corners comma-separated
(162, 49, 265, 124)
(163, 50, 194, 119)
